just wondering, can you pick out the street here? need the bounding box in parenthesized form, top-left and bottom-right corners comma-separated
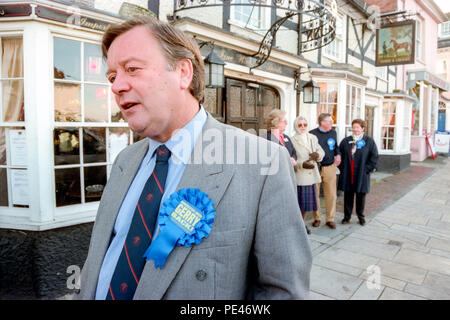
(307, 155, 450, 300)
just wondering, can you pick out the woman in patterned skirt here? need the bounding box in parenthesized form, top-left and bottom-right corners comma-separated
(291, 116, 325, 234)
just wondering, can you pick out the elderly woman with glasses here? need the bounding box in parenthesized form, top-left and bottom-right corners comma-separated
(266, 109, 297, 168)
(291, 116, 325, 234)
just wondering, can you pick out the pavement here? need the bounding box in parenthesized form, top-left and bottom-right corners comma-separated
(306, 154, 450, 300)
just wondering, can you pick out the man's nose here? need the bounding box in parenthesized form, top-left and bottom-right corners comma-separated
(111, 73, 131, 95)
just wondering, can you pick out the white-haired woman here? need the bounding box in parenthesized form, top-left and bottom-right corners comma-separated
(291, 116, 325, 234)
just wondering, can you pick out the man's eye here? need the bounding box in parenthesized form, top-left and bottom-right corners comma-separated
(127, 67, 137, 72)
(108, 75, 116, 83)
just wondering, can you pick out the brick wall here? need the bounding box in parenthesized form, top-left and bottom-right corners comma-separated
(364, 0, 398, 13)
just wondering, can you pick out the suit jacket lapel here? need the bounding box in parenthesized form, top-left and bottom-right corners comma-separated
(134, 115, 235, 300)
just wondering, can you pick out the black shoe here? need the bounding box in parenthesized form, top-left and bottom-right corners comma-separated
(359, 219, 366, 226)
(341, 219, 350, 224)
(305, 226, 311, 235)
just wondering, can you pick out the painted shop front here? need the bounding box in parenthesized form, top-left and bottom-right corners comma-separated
(407, 70, 450, 161)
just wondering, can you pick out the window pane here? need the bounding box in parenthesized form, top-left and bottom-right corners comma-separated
(54, 38, 81, 81)
(245, 88, 256, 117)
(11, 168, 29, 207)
(83, 127, 106, 163)
(328, 84, 338, 103)
(54, 82, 81, 122)
(84, 43, 107, 83)
(1, 38, 23, 78)
(0, 168, 7, 206)
(2, 80, 24, 122)
(109, 128, 129, 164)
(84, 166, 106, 203)
(85, 84, 108, 122)
(111, 94, 125, 122)
(54, 128, 80, 165)
(0, 128, 5, 165)
(55, 168, 81, 207)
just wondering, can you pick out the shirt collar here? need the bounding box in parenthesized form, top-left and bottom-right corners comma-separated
(144, 106, 208, 165)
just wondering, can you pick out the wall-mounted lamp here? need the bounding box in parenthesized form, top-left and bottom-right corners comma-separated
(204, 49, 225, 88)
(199, 40, 225, 88)
(295, 67, 320, 104)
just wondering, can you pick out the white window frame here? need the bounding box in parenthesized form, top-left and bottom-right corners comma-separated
(229, 0, 271, 32)
(381, 100, 397, 151)
(324, 13, 344, 62)
(441, 21, 450, 38)
(0, 34, 28, 211)
(345, 83, 363, 136)
(52, 34, 134, 212)
(416, 19, 423, 62)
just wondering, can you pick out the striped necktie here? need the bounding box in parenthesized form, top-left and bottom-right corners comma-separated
(106, 145, 171, 300)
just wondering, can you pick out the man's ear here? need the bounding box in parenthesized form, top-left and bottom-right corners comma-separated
(177, 58, 194, 91)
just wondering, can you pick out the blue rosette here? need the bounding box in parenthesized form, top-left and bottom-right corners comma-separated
(357, 139, 366, 149)
(143, 188, 216, 268)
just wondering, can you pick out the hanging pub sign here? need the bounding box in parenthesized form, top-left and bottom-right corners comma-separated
(375, 20, 416, 67)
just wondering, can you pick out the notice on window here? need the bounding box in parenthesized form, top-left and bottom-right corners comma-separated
(109, 132, 129, 163)
(11, 169, 29, 206)
(9, 129, 27, 166)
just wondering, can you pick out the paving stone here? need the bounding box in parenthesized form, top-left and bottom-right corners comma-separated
(391, 224, 448, 242)
(429, 248, 450, 260)
(310, 265, 363, 300)
(316, 247, 379, 270)
(332, 236, 400, 260)
(348, 232, 389, 245)
(422, 272, 450, 294)
(308, 233, 331, 244)
(404, 283, 450, 300)
(376, 260, 427, 285)
(394, 248, 450, 277)
(354, 224, 428, 246)
(350, 283, 384, 300)
(307, 291, 335, 300)
(379, 287, 426, 300)
(313, 256, 363, 277)
(426, 237, 450, 252)
(359, 272, 406, 291)
(308, 239, 324, 251)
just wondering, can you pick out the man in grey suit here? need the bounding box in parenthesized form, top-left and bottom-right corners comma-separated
(74, 16, 311, 300)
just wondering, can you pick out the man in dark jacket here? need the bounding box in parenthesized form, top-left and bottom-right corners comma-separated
(310, 113, 341, 229)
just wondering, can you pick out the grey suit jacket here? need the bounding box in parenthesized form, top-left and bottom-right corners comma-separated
(74, 115, 312, 300)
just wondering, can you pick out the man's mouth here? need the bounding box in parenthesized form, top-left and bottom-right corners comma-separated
(121, 102, 139, 110)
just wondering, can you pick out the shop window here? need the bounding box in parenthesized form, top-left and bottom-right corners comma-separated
(317, 81, 338, 128)
(0, 36, 28, 208)
(381, 101, 396, 151)
(230, 0, 271, 31)
(345, 84, 362, 135)
(53, 37, 131, 207)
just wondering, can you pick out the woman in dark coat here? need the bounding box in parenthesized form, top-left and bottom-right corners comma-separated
(338, 119, 378, 225)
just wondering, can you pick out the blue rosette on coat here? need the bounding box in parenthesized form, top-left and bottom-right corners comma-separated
(143, 188, 216, 268)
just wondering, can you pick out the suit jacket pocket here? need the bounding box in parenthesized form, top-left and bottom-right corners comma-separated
(192, 228, 246, 250)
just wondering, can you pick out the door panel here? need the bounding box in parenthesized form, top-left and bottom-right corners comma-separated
(225, 78, 279, 132)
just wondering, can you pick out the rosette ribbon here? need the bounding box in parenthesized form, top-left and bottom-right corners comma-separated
(143, 188, 216, 269)
(327, 138, 336, 150)
(356, 139, 366, 149)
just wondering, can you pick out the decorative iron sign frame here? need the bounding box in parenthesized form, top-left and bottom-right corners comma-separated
(174, 0, 337, 70)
